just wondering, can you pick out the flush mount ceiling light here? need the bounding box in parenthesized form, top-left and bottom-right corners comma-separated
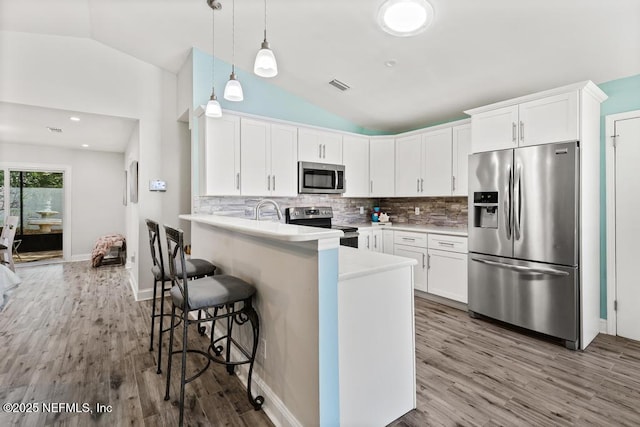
(205, 0, 222, 117)
(253, 0, 278, 78)
(69, 116, 81, 122)
(377, 0, 434, 37)
(224, 0, 244, 101)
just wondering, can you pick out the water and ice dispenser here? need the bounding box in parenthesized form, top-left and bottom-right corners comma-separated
(473, 192, 499, 229)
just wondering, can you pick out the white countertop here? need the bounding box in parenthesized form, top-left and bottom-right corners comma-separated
(339, 246, 417, 281)
(180, 214, 343, 242)
(355, 223, 468, 237)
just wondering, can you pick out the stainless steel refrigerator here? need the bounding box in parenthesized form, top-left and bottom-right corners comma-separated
(468, 141, 580, 350)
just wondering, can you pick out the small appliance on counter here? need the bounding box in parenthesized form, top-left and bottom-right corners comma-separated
(285, 206, 358, 248)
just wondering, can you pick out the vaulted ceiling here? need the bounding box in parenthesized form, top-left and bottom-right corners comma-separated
(1, 0, 639, 135)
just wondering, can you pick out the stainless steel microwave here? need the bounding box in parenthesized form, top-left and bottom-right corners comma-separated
(298, 161, 345, 194)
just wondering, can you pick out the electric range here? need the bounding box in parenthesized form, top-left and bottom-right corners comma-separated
(285, 206, 359, 248)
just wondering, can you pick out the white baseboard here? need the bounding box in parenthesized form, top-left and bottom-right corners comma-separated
(70, 253, 91, 262)
(599, 318, 609, 334)
(136, 287, 154, 301)
(189, 313, 302, 427)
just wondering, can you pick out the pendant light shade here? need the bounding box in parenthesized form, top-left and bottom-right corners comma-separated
(254, 0, 277, 78)
(224, 71, 244, 101)
(206, 0, 222, 117)
(205, 93, 222, 117)
(254, 40, 278, 78)
(224, 0, 244, 102)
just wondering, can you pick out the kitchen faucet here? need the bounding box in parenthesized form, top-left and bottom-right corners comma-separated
(254, 199, 283, 221)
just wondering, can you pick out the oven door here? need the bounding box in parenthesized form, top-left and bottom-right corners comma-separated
(298, 162, 346, 194)
(340, 231, 359, 248)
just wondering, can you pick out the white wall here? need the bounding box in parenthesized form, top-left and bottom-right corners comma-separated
(0, 142, 125, 257)
(0, 30, 190, 299)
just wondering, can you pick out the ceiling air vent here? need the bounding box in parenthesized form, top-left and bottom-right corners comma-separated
(47, 127, 63, 133)
(329, 79, 350, 91)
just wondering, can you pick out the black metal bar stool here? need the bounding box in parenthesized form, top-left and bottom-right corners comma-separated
(163, 224, 264, 426)
(146, 219, 217, 374)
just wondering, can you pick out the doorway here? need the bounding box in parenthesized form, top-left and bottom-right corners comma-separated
(0, 167, 69, 264)
(606, 110, 640, 341)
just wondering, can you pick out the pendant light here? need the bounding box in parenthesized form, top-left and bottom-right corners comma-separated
(205, 0, 222, 117)
(224, 0, 244, 101)
(253, 0, 278, 78)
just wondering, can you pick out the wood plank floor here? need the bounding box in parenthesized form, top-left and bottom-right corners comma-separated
(2, 262, 640, 426)
(392, 300, 640, 426)
(0, 262, 273, 427)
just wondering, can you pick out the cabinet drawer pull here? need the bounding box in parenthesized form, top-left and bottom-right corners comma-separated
(438, 241, 455, 247)
(402, 237, 416, 241)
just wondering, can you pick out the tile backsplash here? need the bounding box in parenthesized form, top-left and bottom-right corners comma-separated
(194, 195, 468, 228)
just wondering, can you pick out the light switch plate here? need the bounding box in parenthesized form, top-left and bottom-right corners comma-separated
(359, 206, 364, 214)
(149, 179, 167, 192)
(415, 207, 420, 215)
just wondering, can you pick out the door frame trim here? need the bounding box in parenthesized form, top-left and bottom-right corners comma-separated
(605, 109, 640, 335)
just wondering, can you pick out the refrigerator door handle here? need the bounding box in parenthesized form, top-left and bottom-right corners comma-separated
(471, 258, 569, 276)
(514, 164, 522, 240)
(505, 165, 512, 240)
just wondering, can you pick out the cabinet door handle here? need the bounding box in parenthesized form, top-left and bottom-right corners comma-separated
(422, 253, 426, 269)
(420, 178, 424, 192)
(417, 178, 420, 192)
(367, 235, 370, 249)
(520, 121, 524, 141)
(374, 235, 378, 249)
(322, 144, 326, 159)
(267, 174, 271, 191)
(236, 172, 240, 190)
(427, 254, 431, 269)
(319, 144, 322, 158)
(272, 175, 276, 191)
(452, 176, 456, 192)
(512, 122, 517, 142)
(370, 180, 373, 194)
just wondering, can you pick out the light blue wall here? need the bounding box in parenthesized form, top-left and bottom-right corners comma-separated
(193, 48, 376, 134)
(598, 73, 640, 319)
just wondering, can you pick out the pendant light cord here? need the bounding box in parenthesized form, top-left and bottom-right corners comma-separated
(264, 0, 267, 41)
(211, 7, 216, 88)
(232, 0, 235, 74)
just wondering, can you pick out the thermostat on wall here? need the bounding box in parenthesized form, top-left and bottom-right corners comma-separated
(149, 180, 167, 192)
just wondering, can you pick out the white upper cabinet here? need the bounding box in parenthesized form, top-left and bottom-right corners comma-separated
(241, 118, 270, 196)
(422, 128, 453, 196)
(468, 90, 580, 153)
(269, 123, 298, 197)
(518, 92, 579, 147)
(452, 124, 471, 196)
(240, 118, 297, 197)
(342, 135, 370, 197)
(395, 134, 422, 196)
(470, 105, 519, 153)
(370, 138, 395, 197)
(200, 113, 241, 196)
(298, 128, 343, 164)
(396, 126, 457, 197)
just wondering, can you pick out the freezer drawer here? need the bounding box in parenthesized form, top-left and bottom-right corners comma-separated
(468, 254, 578, 343)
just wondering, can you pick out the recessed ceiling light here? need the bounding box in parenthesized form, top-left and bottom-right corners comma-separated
(385, 59, 397, 67)
(70, 116, 81, 122)
(81, 144, 89, 148)
(378, 0, 434, 37)
(47, 126, 63, 133)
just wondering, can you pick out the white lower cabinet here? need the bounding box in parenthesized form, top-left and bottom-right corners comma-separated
(427, 234, 468, 303)
(358, 228, 372, 251)
(394, 244, 428, 292)
(382, 229, 394, 254)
